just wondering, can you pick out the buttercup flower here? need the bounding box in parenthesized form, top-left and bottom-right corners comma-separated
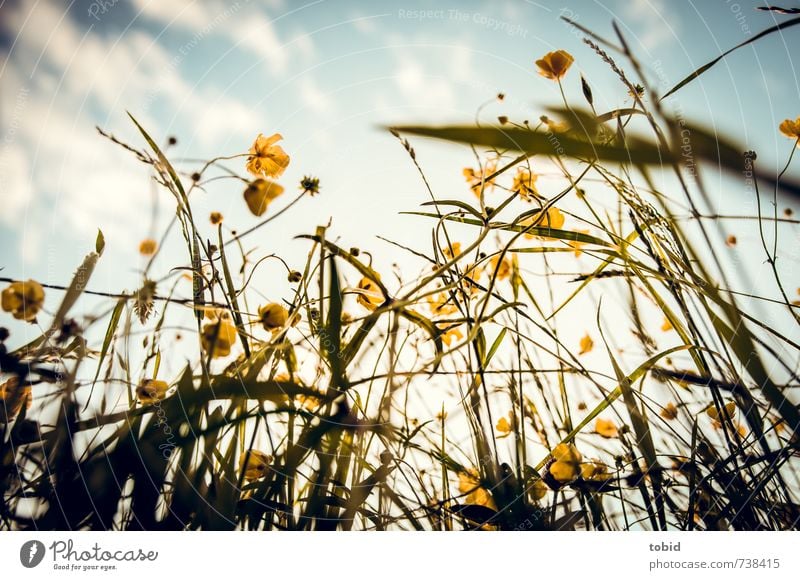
(239, 449, 271, 481)
(706, 401, 736, 421)
(136, 379, 169, 405)
(442, 242, 462, 261)
(661, 317, 674, 332)
(0, 376, 32, 422)
(535, 50, 574, 81)
(201, 318, 238, 358)
(439, 324, 464, 347)
(428, 291, 458, 316)
(496, 411, 516, 438)
(209, 211, 223, 225)
(512, 167, 539, 201)
(528, 478, 549, 501)
(779, 117, 800, 144)
(458, 468, 497, 509)
(489, 255, 511, 280)
(246, 133, 290, 178)
(595, 418, 618, 438)
(244, 178, 285, 217)
(549, 442, 582, 483)
(139, 238, 157, 256)
(581, 460, 612, 482)
(259, 303, 298, 332)
(463, 161, 497, 196)
(2, 280, 45, 321)
(660, 402, 679, 420)
(578, 333, 594, 355)
(356, 277, 384, 311)
(521, 207, 565, 239)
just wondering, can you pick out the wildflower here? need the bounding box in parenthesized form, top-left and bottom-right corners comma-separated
(628, 83, 645, 99)
(259, 303, 290, 332)
(201, 318, 238, 358)
(520, 207, 565, 239)
(139, 238, 157, 256)
(300, 175, 320, 195)
(136, 379, 169, 405)
(428, 291, 458, 316)
(581, 460, 612, 482)
(246, 133, 290, 178)
(209, 211, 223, 225)
(535, 50, 574, 80)
(440, 324, 464, 347)
(496, 411, 515, 438)
(288, 270, 302, 283)
(356, 277, 384, 311)
(726, 234, 737, 247)
(296, 392, 323, 411)
(2, 280, 45, 321)
(458, 469, 497, 509)
(578, 333, 594, 355)
(489, 255, 511, 280)
(442, 242, 462, 261)
(239, 449, 271, 481)
(244, 178, 285, 217)
(568, 229, 590, 256)
(463, 161, 497, 196)
(779, 116, 800, 144)
(541, 115, 570, 133)
(661, 317, 674, 332)
(660, 402, 679, 420)
(549, 442, 582, 483)
(511, 167, 539, 201)
(706, 401, 736, 421)
(0, 376, 31, 422)
(528, 478, 549, 501)
(595, 418, 618, 438)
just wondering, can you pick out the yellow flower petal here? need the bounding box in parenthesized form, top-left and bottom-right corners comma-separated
(595, 418, 618, 438)
(578, 333, 594, 355)
(1, 280, 45, 321)
(535, 50, 574, 80)
(246, 133, 290, 178)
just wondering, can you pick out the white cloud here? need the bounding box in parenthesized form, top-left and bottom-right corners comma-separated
(299, 77, 332, 114)
(623, 0, 678, 51)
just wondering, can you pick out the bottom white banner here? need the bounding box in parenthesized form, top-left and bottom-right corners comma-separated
(0, 531, 797, 579)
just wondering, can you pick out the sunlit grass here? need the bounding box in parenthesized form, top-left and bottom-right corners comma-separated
(1, 15, 800, 531)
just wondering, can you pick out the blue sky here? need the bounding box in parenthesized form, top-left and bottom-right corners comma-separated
(1, 0, 799, 355)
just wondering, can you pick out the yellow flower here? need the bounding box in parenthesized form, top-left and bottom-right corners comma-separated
(520, 207, 565, 239)
(578, 333, 594, 355)
(568, 229, 590, 257)
(428, 291, 458, 316)
(0, 376, 32, 422)
(356, 277, 384, 311)
(258, 303, 290, 332)
(246, 133, 290, 178)
(595, 418, 618, 438)
(581, 460, 612, 482)
(463, 161, 497, 196)
(2, 280, 45, 321)
(201, 318, 238, 358)
(661, 317, 673, 332)
(549, 443, 582, 483)
(136, 379, 169, 405)
(779, 117, 800, 143)
(512, 167, 539, 201)
(138, 238, 157, 256)
(528, 478, 549, 501)
(440, 324, 464, 347)
(495, 411, 515, 438)
(660, 402, 678, 420)
(239, 449, 271, 482)
(706, 401, 736, 421)
(458, 469, 497, 509)
(442, 242, 462, 261)
(209, 211, 223, 225)
(489, 255, 511, 280)
(535, 50, 574, 80)
(244, 178, 285, 217)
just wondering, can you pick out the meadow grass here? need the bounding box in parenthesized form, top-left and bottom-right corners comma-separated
(1, 16, 800, 531)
